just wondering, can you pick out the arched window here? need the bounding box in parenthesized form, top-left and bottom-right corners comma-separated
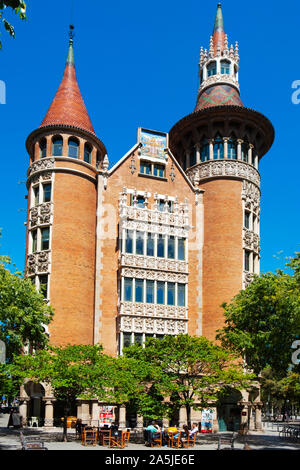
(227, 137, 237, 159)
(190, 148, 197, 167)
(84, 143, 92, 164)
(241, 142, 249, 162)
(200, 138, 209, 162)
(52, 136, 63, 156)
(68, 138, 79, 158)
(220, 60, 230, 75)
(207, 61, 217, 77)
(213, 134, 224, 159)
(39, 138, 47, 158)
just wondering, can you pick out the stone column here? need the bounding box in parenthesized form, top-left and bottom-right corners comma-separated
(223, 137, 228, 159)
(91, 401, 100, 427)
(119, 405, 126, 429)
(248, 144, 254, 165)
(195, 144, 201, 164)
(255, 405, 263, 431)
(136, 414, 144, 430)
(209, 139, 214, 160)
(44, 399, 55, 427)
(19, 398, 29, 427)
(162, 417, 170, 429)
(249, 405, 255, 431)
(237, 139, 243, 160)
(81, 401, 90, 425)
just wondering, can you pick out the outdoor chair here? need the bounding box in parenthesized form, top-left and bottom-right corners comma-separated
(169, 431, 181, 448)
(217, 432, 237, 450)
(81, 427, 97, 446)
(123, 430, 130, 447)
(100, 429, 111, 446)
(109, 430, 128, 449)
(151, 432, 162, 447)
(20, 432, 48, 450)
(181, 432, 197, 448)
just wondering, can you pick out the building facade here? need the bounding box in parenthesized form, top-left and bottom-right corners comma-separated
(20, 4, 274, 431)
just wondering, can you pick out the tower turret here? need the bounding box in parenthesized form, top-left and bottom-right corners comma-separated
(25, 27, 107, 346)
(169, 3, 274, 341)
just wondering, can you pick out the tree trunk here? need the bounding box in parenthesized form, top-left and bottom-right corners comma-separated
(63, 412, 68, 442)
(186, 404, 191, 429)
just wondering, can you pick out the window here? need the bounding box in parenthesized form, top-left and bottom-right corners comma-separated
(33, 186, 39, 206)
(68, 138, 79, 158)
(158, 200, 173, 213)
(153, 164, 165, 178)
(241, 142, 249, 162)
(84, 143, 92, 163)
(177, 284, 186, 307)
(178, 238, 185, 261)
(32, 230, 37, 253)
(130, 194, 145, 208)
(221, 60, 230, 74)
(244, 251, 251, 272)
(227, 137, 237, 159)
(135, 279, 144, 303)
(52, 136, 63, 156)
(124, 278, 133, 301)
(136, 231, 144, 255)
(244, 211, 251, 229)
(157, 234, 165, 258)
(39, 139, 47, 158)
(167, 282, 175, 306)
(125, 230, 133, 254)
(43, 184, 51, 203)
(146, 280, 154, 304)
(123, 333, 132, 348)
(41, 227, 50, 251)
(134, 333, 143, 345)
(213, 135, 224, 159)
(207, 61, 217, 77)
(140, 161, 151, 175)
(157, 281, 165, 305)
(190, 148, 196, 167)
(167, 236, 175, 259)
(200, 139, 209, 162)
(146, 233, 154, 257)
(39, 275, 48, 299)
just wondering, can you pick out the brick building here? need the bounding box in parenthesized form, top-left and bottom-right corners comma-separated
(20, 4, 274, 431)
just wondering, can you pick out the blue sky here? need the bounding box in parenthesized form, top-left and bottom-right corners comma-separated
(0, 0, 299, 274)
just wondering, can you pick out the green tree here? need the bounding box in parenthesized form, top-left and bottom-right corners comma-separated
(0, 1, 27, 49)
(0, 260, 53, 362)
(124, 334, 255, 427)
(216, 257, 300, 377)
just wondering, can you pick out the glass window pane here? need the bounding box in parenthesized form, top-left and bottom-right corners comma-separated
(200, 139, 209, 162)
(244, 211, 251, 229)
(41, 227, 50, 251)
(137, 196, 145, 208)
(213, 136, 224, 160)
(190, 149, 196, 166)
(177, 284, 185, 307)
(43, 184, 51, 203)
(39, 275, 48, 299)
(123, 333, 132, 348)
(146, 233, 154, 257)
(52, 138, 63, 156)
(153, 164, 165, 177)
(40, 140, 47, 158)
(244, 251, 250, 272)
(178, 238, 185, 260)
(134, 333, 143, 345)
(125, 230, 133, 254)
(124, 277, 133, 301)
(34, 186, 39, 206)
(157, 281, 165, 305)
(135, 279, 144, 303)
(32, 230, 37, 253)
(157, 234, 165, 258)
(146, 280, 154, 304)
(140, 161, 151, 175)
(168, 236, 175, 259)
(68, 139, 79, 158)
(136, 232, 144, 255)
(84, 144, 92, 163)
(167, 282, 175, 306)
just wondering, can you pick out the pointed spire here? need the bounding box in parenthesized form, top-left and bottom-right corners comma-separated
(40, 25, 95, 135)
(212, 3, 225, 53)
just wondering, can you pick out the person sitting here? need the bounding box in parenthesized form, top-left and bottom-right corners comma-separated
(145, 421, 160, 446)
(189, 422, 198, 436)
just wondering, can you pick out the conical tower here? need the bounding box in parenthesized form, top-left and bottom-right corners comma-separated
(169, 4, 274, 341)
(25, 27, 107, 346)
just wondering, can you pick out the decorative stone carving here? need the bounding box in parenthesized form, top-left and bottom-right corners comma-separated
(243, 229, 260, 254)
(120, 314, 188, 335)
(243, 271, 254, 289)
(120, 267, 188, 283)
(28, 158, 55, 177)
(198, 74, 240, 94)
(26, 251, 50, 275)
(39, 203, 52, 224)
(120, 254, 188, 275)
(30, 208, 39, 228)
(187, 160, 260, 188)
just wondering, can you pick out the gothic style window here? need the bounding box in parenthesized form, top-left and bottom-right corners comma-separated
(157, 234, 165, 258)
(190, 148, 197, 166)
(207, 61, 217, 77)
(68, 138, 79, 158)
(125, 230, 133, 254)
(241, 142, 249, 162)
(167, 282, 175, 306)
(244, 251, 251, 272)
(52, 136, 63, 156)
(136, 231, 144, 255)
(177, 283, 186, 307)
(227, 137, 237, 159)
(167, 236, 175, 259)
(33, 186, 39, 206)
(146, 233, 154, 257)
(200, 138, 209, 162)
(244, 211, 251, 229)
(135, 279, 144, 303)
(178, 238, 185, 261)
(39, 138, 47, 158)
(43, 183, 51, 203)
(124, 277, 133, 301)
(41, 227, 50, 251)
(156, 281, 165, 305)
(146, 280, 154, 304)
(123, 332, 131, 348)
(213, 135, 224, 159)
(32, 230, 37, 253)
(134, 333, 143, 345)
(220, 60, 230, 74)
(84, 143, 92, 163)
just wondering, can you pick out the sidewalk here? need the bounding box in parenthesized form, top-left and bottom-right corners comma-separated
(1, 414, 300, 451)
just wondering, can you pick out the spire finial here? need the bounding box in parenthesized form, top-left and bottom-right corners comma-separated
(66, 25, 75, 65)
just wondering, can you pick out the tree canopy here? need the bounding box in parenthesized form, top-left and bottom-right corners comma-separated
(0, 1, 27, 49)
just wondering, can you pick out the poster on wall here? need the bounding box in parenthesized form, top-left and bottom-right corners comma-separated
(138, 128, 168, 161)
(201, 409, 213, 433)
(99, 406, 114, 427)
